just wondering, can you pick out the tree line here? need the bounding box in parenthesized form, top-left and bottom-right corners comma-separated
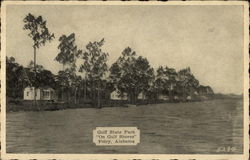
(6, 13, 214, 107)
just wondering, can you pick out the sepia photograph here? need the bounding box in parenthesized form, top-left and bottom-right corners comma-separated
(1, 1, 249, 159)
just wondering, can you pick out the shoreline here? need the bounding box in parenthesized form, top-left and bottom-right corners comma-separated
(6, 96, 242, 113)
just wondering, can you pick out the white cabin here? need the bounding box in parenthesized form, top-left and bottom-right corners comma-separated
(137, 92, 146, 100)
(187, 96, 192, 100)
(110, 90, 128, 100)
(158, 94, 169, 101)
(23, 87, 56, 101)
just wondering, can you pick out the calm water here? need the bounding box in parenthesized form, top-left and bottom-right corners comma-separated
(6, 99, 243, 154)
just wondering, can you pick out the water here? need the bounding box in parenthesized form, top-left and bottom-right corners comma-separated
(6, 99, 243, 154)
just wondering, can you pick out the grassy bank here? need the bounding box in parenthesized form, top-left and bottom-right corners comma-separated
(7, 102, 92, 112)
(7, 99, 128, 112)
(6, 94, 242, 112)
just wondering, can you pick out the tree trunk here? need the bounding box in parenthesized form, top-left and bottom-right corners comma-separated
(74, 87, 77, 104)
(129, 93, 133, 104)
(33, 46, 37, 106)
(61, 64, 64, 101)
(97, 80, 101, 108)
(169, 84, 171, 101)
(84, 76, 87, 101)
(183, 86, 185, 101)
(78, 88, 81, 103)
(61, 87, 64, 101)
(91, 81, 95, 106)
(67, 89, 70, 102)
(135, 93, 137, 104)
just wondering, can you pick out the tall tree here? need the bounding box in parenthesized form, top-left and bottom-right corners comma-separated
(55, 33, 81, 101)
(155, 66, 166, 97)
(64, 65, 81, 104)
(163, 66, 178, 100)
(56, 70, 70, 101)
(110, 47, 154, 104)
(177, 67, 199, 100)
(78, 38, 109, 108)
(23, 13, 54, 104)
(71, 75, 82, 104)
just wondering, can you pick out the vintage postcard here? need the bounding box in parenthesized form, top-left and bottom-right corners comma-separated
(1, 1, 249, 160)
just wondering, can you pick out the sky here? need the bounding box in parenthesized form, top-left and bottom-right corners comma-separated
(5, 4, 244, 94)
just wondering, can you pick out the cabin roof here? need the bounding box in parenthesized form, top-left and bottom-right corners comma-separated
(24, 86, 55, 90)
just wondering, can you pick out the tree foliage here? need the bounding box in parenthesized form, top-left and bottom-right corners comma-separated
(12, 18, 214, 104)
(23, 13, 54, 49)
(177, 67, 199, 96)
(110, 47, 154, 103)
(79, 38, 108, 81)
(55, 33, 81, 68)
(55, 33, 82, 102)
(155, 66, 178, 94)
(6, 57, 57, 99)
(23, 13, 54, 104)
(78, 38, 109, 106)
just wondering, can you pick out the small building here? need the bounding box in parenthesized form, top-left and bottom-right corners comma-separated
(137, 92, 146, 100)
(194, 91, 199, 95)
(186, 96, 192, 100)
(23, 86, 57, 101)
(110, 90, 128, 100)
(174, 96, 179, 100)
(158, 94, 169, 101)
